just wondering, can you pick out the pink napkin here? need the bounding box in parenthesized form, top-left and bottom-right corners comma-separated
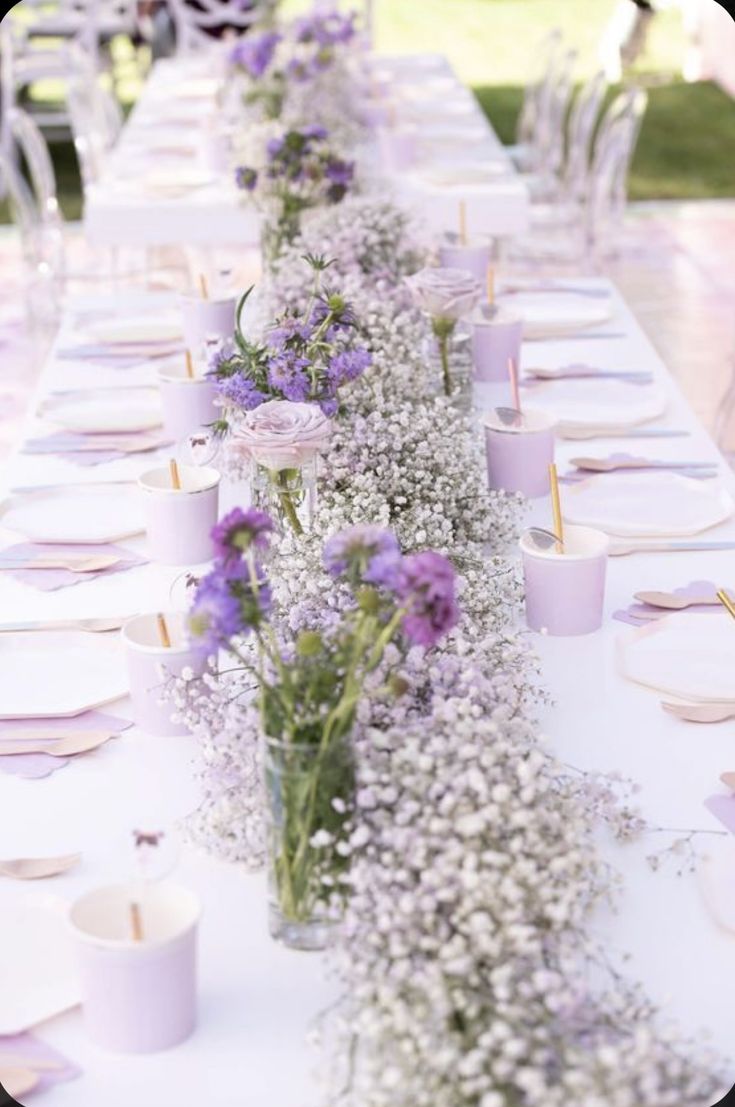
(0, 710, 133, 780)
(0, 1032, 80, 1095)
(1, 542, 147, 591)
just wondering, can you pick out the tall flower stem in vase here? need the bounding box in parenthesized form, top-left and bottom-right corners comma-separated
(432, 316, 457, 397)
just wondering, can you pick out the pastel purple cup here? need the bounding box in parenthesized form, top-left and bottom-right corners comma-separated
(520, 524, 609, 636)
(122, 611, 205, 735)
(158, 366, 219, 442)
(439, 239, 490, 284)
(378, 126, 418, 171)
(483, 408, 555, 498)
(471, 307, 523, 382)
(179, 295, 236, 359)
(69, 883, 200, 1054)
(139, 464, 220, 565)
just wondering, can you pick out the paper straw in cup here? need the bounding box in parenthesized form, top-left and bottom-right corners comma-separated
(139, 463, 220, 565)
(520, 524, 609, 635)
(122, 611, 205, 736)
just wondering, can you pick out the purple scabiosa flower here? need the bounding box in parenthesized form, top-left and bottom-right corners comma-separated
(327, 347, 371, 386)
(235, 166, 258, 192)
(212, 507, 273, 563)
(267, 353, 312, 402)
(397, 551, 459, 648)
(207, 338, 235, 375)
(267, 315, 314, 347)
(188, 570, 245, 658)
(325, 157, 354, 188)
(311, 294, 357, 331)
(215, 374, 268, 411)
(324, 524, 402, 585)
(300, 124, 328, 141)
(266, 136, 285, 159)
(230, 30, 280, 78)
(319, 396, 339, 417)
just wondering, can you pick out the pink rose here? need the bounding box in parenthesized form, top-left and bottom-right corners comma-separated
(405, 266, 481, 321)
(230, 400, 332, 470)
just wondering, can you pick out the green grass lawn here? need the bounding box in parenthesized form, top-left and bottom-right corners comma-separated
(1, 0, 734, 225)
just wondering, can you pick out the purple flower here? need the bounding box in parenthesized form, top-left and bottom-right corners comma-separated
(267, 352, 312, 402)
(230, 31, 280, 78)
(327, 347, 371, 386)
(300, 124, 328, 141)
(266, 136, 285, 159)
(235, 166, 258, 192)
(207, 338, 235, 375)
(324, 525, 402, 585)
(188, 572, 245, 658)
(397, 551, 459, 648)
(267, 315, 314, 347)
(319, 396, 339, 417)
(325, 157, 354, 188)
(215, 374, 268, 411)
(212, 508, 273, 562)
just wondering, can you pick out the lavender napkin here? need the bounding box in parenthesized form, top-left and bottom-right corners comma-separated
(613, 580, 720, 626)
(0, 710, 133, 780)
(0, 1032, 80, 1094)
(705, 794, 735, 835)
(24, 432, 168, 466)
(1, 542, 147, 591)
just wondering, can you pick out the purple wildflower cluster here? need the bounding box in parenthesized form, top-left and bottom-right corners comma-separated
(229, 30, 281, 79)
(209, 261, 372, 418)
(324, 525, 460, 648)
(235, 126, 355, 212)
(188, 509, 274, 659)
(293, 9, 357, 48)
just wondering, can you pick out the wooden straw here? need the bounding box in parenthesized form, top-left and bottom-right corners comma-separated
(508, 356, 521, 413)
(548, 463, 564, 553)
(198, 274, 209, 300)
(169, 459, 181, 490)
(156, 613, 171, 648)
(486, 265, 495, 306)
(717, 588, 735, 621)
(185, 350, 194, 379)
(459, 200, 467, 245)
(130, 902, 144, 942)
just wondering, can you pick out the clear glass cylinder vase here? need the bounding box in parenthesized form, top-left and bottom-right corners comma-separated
(263, 733, 355, 951)
(250, 455, 317, 537)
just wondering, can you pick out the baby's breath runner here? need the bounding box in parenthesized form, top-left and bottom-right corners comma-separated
(175, 17, 726, 1100)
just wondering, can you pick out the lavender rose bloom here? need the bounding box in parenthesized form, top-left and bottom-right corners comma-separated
(405, 266, 481, 322)
(231, 400, 332, 471)
(397, 550, 459, 647)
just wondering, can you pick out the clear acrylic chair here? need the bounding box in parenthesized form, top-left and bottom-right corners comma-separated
(563, 69, 608, 204)
(511, 28, 564, 163)
(166, 0, 260, 54)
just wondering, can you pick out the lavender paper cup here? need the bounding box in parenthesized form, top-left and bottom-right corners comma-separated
(139, 464, 219, 565)
(159, 366, 218, 442)
(439, 238, 490, 284)
(483, 408, 555, 498)
(179, 295, 236, 359)
(122, 611, 204, 735)
(70, 882, 200, 1054)
(520, 524, 609, 636)
(471, 307, 523, 382)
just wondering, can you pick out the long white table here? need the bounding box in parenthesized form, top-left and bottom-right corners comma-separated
(84, 53, 529, 249)
(2, 278, 735, 1103)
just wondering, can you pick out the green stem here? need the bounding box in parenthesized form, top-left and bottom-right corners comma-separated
(432, 316, 456, 397)
(271, 469, 304, 535)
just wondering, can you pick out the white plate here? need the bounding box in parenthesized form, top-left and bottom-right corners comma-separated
(419, 162, 512, 188)
(47, 393, 162, 434)
(0, 486, 145, 543)
(617, 611, 735, 703)
(142, 168, 214, 193)
(84, 316, 183, 345)
(564, 471, 733, 537)
(505, 290, 613, 338)
(0, 896, 80, 1033)
(0, 630, 126, 718)
(524, 377, 666, 434)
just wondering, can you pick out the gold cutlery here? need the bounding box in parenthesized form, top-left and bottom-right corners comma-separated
(0, 853, 81, 880)
(0, 617, 128, 633)
(662, 701, 735, 724)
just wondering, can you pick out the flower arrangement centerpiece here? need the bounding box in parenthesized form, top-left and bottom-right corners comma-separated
(208, 255, 371, 534)
(235, 126, 356, 262)
(188, 515, 459, 949)
(406, 266, 481, 397)
(228, 10, 359, 123)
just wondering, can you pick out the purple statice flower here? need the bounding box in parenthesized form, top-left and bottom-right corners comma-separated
(325, 157, 354, 188)
(327, 347, 371, 386)
(235, 166, 258, 192)
(188, 571, 245, 657)
(324, 525, 402, 585)
(212, 508, 273, 563)
(229, 30, 281, 78)
(397, 551, 459, 648)
(215, 374, 267, 412)
(267, 352, 312, 402)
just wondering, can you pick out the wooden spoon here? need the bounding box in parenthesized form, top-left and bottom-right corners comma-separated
(571, 456, 714, 473)
(0, 1067, 39, 1098)
(719, 772, 735, 791)
(633, 591, 720, 610)
(0, 617, 128, 633)
(662, 701, 735, 724)
(0, 730, 114, 757)
(0, 852, 81, 880)
(0, 556, 121, 573)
